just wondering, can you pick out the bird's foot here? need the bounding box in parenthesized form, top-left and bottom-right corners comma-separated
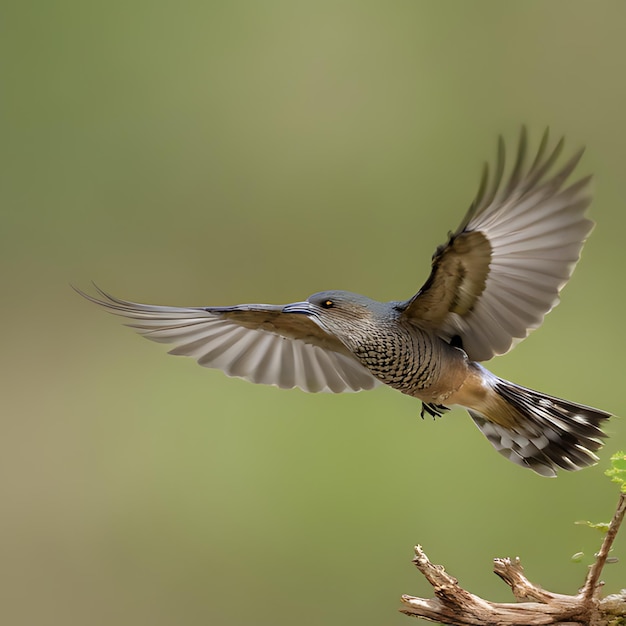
(420, 403, 450, 419)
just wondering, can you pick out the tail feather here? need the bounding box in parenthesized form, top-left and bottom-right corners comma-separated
(469, 379, 610, 477)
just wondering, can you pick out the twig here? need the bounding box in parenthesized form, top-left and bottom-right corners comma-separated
(581, 492, 626, 601)
(400, 492, 626, 625)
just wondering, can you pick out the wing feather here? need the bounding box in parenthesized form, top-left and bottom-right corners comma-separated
(75, 286, 380, 393)
(401, 128, 593, 361)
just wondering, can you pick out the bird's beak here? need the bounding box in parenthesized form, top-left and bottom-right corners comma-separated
(281, 301, 314, 315)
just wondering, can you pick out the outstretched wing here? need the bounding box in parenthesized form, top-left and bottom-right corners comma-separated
(76, 286, 380, 393)
(400, 128, 593, 362)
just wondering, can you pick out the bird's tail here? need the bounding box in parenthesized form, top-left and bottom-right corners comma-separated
(468, 375, 610, 476)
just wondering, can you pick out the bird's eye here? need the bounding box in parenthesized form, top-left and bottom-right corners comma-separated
(320, 299, 334, 309)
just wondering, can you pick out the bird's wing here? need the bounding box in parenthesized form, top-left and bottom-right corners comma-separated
(400, 128, 593, 362)
(76, 286, 380, 393)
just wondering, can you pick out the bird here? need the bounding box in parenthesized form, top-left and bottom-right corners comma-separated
(76, 128, 611, 476)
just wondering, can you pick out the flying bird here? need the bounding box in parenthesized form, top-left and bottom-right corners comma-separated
(77, 128, 611, 476)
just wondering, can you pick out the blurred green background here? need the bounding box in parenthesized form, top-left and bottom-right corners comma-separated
(3, 1, 626, 624)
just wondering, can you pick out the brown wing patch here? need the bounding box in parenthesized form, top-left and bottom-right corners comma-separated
(219, 307, 351, 354)
(403, 230, 492, 326)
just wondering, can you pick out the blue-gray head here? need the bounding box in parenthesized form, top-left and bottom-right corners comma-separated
(282, 290, 397, 340)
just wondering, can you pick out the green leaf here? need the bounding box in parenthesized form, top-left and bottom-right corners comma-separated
(571, 551, 585, 562)
(605, 451, 626, 492)
(575, 520, 610, 533)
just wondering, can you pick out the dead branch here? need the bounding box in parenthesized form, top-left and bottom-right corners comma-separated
(400, 493, 626, 625)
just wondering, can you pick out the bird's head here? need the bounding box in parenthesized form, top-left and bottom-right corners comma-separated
(282, 290, 393, 343)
